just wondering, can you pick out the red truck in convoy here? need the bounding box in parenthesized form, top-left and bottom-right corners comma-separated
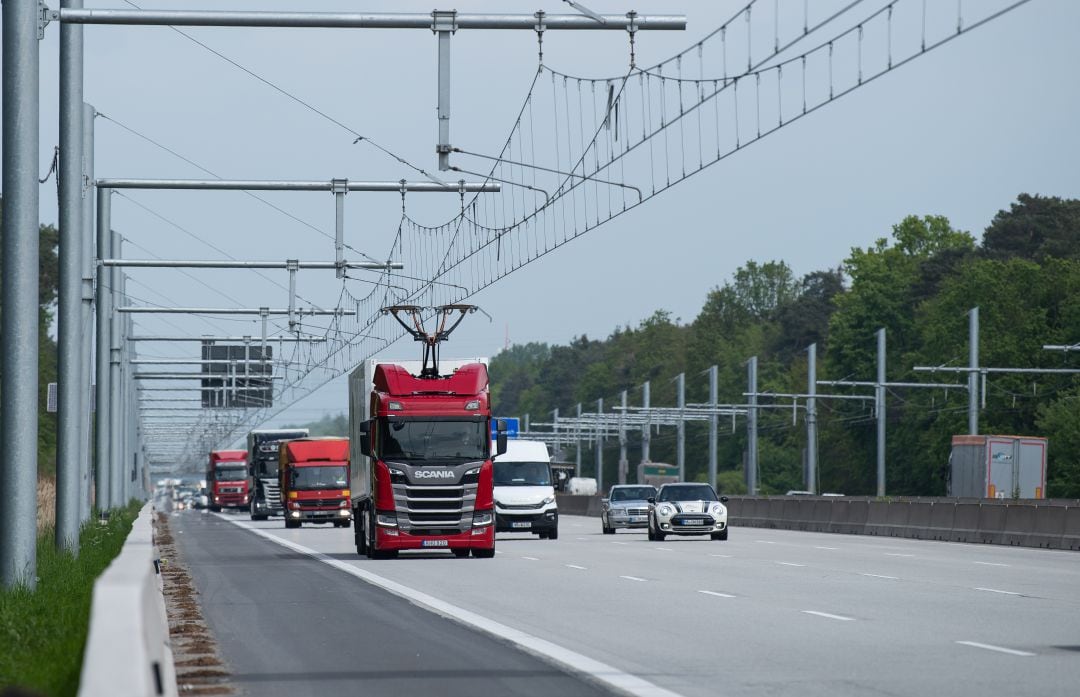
(279, 438, 352, 529)
(207, 450, 249, 511)
(350, 305, 507, 559)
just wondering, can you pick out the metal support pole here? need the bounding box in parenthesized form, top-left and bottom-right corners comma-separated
(434, 11, 456, 170)
(552, 408, 559, 461)
(876, 328, 886, 498)
(747, 357, 758, 495)
(109, 233, 123, 506)
(641, 381, 651, 463)
(618, 390, 628, 486)
(79, 102, 95, 522)
(595, 397, 604, 493)
(968, 307, 979, 435)
(56, 0, 84, 553)
(807, 343, 818, 494)
(708, 365, 718, 490)
(676, 373, 685, 480)
(331, 178, 347, 277)
(2, 0, 42, 589)
(575, 402, 582, 477)
(94, 187, 112, 511)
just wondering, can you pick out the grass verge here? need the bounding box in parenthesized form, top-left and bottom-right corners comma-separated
(0, 502, 142, 696)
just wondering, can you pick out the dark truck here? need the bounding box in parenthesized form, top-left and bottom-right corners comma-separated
(247, 428, 309, 520)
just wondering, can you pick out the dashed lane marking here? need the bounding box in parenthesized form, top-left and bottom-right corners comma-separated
(956, 641, 1034, 656)
(776, 562, 805, 567)
(522, 556, 540, 561)
(884, 553, 915, 557)
(975, 587, 1021, 596)
(802, 610, 855, 622)
(860, 573, 899, 580)
(814, 546, 839, 550)
(973, 561, 1009, 567)
(709, 554, 732, 558)
(565, 564, 587, 570)
(620, 575, 647, 582)
(698, 590, 735, 598)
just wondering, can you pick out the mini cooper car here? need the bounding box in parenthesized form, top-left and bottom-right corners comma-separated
(647, 482, 729, 541)
(601, 484, 657, 534)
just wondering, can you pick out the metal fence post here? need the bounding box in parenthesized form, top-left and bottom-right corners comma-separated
(80, 102, 95, 521)
(94, 187, 112, 510)
(110, 232, 123, 506)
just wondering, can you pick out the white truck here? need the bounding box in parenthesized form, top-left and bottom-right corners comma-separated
(492, 439, 559, 539)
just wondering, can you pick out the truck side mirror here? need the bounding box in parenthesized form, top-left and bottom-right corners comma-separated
(495, 419, 508, 456)
(358, 431, 372, 458)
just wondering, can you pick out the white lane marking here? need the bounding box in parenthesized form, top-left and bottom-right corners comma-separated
(884, 553, 915, 557)
(814, 546, 839, 550)
(215, 515, 688, 697)
(956, 641, 1034, 657)
(756, 540, 777, 544)
(611, 541, 629, 546)
(565, 564, 587, 570)
(974, 561, 1009, 567)
(975, 587, 1021, 596)
(655, 547, 674, 552)
(709, 554, 732, 558)
(861, 573, 899, 580)
(620, 575, 647, 582)
(576, 537, 590, 541)
(776, 561, 805, 567)
(522, 556, 540, 561)
(494, 550, 504, 555)
(802, 610, 854, 622)
(698, 590, 735, 598)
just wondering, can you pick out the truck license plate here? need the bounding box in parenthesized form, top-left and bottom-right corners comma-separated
(421, 539, 448, 547)
(511, 521, 532, 529)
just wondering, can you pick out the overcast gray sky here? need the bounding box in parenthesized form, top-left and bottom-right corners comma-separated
(11, 0, 1080, 435)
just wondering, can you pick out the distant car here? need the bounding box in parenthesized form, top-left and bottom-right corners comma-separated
(601, 485, 657, 534)
(786, 490, 814, 496)
(648, 482, 729, 541)
(193, 489, 210, 510)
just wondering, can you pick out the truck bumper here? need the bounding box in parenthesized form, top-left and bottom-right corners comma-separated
(496, 509, 558, 533)
(375, 524, 494, 551)
(213, 494, 249, 508)
(286, 508, 352, 523)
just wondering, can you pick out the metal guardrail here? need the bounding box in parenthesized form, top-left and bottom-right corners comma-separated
(78, 503, 177, 697)
(556, 494, 1080, 551)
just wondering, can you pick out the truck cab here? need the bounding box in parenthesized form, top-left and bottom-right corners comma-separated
(279, 438, 352, 529)
(493, 439, 558, 539)
(247, 428, 309, 520)
(206, 450, 249, 512)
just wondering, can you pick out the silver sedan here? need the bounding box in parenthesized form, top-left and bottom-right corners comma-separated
(601, 485, 657, 534)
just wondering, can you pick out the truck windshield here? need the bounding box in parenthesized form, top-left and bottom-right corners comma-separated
(379, 419, 488, 461)
(252, 457, 277, 479)
(494, 462, 551, 486)
(213, 466, 246, 481)
(290, 465, 348, 490)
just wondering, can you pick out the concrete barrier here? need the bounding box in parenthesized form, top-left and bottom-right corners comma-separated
(976, 504, 1007, 545)
(865, 500, 890, 536)
(905, 502, 933, 540)
(1001, 505, 1036, 547)
(78, 503, 177, 697)
(1028, 504, 1065, 549)
(1063, 506, 1080, 551)
(926, 501, 956, 541)
(951, 503, 981, 543)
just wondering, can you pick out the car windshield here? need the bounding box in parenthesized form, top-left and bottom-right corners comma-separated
(213, 466, 246, 481)
(657, 485, 718, 502)
(379, 418, 488, 461)
(494, 461, 551, 486)
(290, 465, 348, 490)
(610, 486, 656, 502)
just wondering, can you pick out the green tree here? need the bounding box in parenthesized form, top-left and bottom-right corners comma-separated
(981, 193, 1080, 263)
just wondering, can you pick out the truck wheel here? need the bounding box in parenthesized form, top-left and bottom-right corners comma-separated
(285, 519, 300, 529)
(372, 549, 398, 560)
(472, 547, 496, 559)
(452, 549, 470, 558)
(209, 505, 220, 513)
(354, 517, 368, 556)
(548, 527, 558, 540)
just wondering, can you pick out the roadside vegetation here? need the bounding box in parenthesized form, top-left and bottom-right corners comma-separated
(490, 193, 1080, 498)
(0, 503, 141, 696)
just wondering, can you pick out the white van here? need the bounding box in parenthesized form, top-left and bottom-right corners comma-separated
(492, 439, 558, 539)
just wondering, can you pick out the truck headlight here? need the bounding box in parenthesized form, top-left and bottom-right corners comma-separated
(376, 513, 398, 527)
(339, 500, 349, 509)
(288, 501, 300, 510)
(472, 510, 493, 527)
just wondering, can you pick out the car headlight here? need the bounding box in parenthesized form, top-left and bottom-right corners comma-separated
(541, 496, 555, 506)
(658, 504, 674, 517)
(612, 507, 625, 516)
(710, 503, 725, 516)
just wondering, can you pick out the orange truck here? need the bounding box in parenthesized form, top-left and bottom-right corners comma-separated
(279, 438, 352, 529)
(207, 450, 249, 511)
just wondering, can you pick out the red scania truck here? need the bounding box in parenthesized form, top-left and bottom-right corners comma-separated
(206, 450, 249, 511)
(279, 438, 352, 529)
(350, 305, 507, 559)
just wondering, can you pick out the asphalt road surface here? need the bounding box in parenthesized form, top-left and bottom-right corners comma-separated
(174, 510, 1080, 697)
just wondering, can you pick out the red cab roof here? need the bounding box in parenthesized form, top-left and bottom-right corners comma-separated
(374, 362, 488, 397)
(281, 437, 349, 464)
(209, 449, 246, 464)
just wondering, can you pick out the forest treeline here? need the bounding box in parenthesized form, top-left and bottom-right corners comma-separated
(489, 194, 1080, 498)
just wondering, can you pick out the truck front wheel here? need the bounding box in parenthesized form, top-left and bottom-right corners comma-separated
(472, 547, 495, 558)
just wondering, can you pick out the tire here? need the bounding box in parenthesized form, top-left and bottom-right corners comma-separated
(649, 516, 665, 541)
(647, 517, 657, 541)
(452, 549, 470, 558)
(209, 505, 221, 513)
(339, 520, 351, 529)
(602, 515, 615, 534)
(285, 519, 300, 529)
(355, 520, 368, 557)
(548, 527, 558, 540)
(537, 531, 549, 539)
(372, 549, 398, 560)
(712, 528, 729, 541)
(472, 547, 496, 559)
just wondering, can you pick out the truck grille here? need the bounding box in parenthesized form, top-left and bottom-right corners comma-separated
(299, 499, 343, 508)
(499, 502, 544, 510)
(262, 480, 281, 508)
(394, 483, 476, 531)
